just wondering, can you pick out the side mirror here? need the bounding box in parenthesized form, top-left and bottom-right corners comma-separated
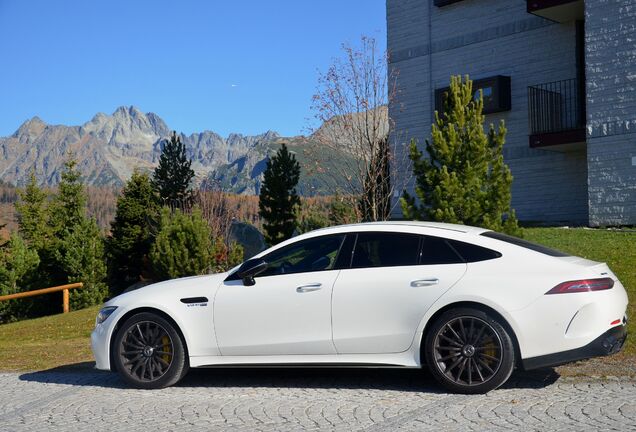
(236, 258, 268, 286)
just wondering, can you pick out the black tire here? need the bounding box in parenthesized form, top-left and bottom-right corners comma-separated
(423, 307, 515, 394)
(112, 312, 188, 389)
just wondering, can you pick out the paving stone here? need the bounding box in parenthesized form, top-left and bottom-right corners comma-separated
(1, 368, 635, 431)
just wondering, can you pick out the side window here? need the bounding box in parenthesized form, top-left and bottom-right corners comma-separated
(420, 235, 464, 265)
(351, 232, 420, 268)
(447, 239, 502, 263)
(259, 234, 345, 277)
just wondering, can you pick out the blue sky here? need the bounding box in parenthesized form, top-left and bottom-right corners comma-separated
(0, 0, 386, 137)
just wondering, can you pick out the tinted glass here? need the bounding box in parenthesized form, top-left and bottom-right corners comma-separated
(447, 239, 502, 262)
(334, 234, 356, 269)
(351, 232, 420, 268)
(420, 236, 464, 265)
(259, 234, 345, 277)
(480, 231, 570, 257)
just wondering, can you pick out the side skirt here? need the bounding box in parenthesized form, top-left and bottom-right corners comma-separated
(189, 352, 420, 369)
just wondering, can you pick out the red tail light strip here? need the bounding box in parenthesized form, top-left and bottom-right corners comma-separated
(546, 277, 614, 295)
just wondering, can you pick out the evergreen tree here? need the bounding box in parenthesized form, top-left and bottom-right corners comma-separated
(297, 206, 329, 234)
(152, 131, 195, 205)
(14, 172, 57, 316)
(55, 217, 108, 309)
(401, 75, 521, 236)
(328, 195, 359, 225)
(258, 144, 301, 245)
(0, 233, 40, 323)
(149, 207, 214, 280)
(15, 172, 50, 251)
(106, 171, 160, 295)
(50, 160, 86, 231)
(50, 157, 107, 308)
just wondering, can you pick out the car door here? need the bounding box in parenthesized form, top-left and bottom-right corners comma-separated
(332, 231, 467, 354)
(214, 234, 345, 356)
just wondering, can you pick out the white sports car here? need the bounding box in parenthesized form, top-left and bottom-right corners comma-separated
(91, 222, 628, 393)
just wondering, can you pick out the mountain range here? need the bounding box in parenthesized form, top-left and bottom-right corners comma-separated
(0, 106, 354, 195)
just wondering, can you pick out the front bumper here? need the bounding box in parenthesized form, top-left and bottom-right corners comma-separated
(522, 322, 627, 370)
(91, 323, 112, 371)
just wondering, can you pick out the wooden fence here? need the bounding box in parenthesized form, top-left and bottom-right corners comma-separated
(0, 282, 84, 314)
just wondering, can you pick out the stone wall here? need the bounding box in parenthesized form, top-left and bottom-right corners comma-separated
(585, 0, 636, 226)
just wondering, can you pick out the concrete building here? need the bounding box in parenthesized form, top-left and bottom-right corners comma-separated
(387, 0, 636, 226)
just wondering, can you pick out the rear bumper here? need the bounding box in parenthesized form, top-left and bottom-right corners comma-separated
(522, 322, 627, 370)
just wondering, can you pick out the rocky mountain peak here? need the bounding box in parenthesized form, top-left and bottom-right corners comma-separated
(114, 105, 143, 118)
(13, 116, 47, 139)
(0, 108, 351, 195)
(146, 112, 171, 136)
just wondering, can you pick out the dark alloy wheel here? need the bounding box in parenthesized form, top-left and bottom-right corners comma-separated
(113, 312, 188, 389)
(424, 307, 515, 394)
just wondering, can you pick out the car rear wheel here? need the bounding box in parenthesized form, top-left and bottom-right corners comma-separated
(113, 312, 188, 389)
(424, 307, 515, 394)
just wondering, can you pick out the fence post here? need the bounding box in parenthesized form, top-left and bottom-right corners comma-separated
(0, 282, 83, 314)
(63, 289, 69, 313)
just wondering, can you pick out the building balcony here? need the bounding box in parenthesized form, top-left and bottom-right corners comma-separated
(528, 78, 586, 151)
(526, 0, 584, 22)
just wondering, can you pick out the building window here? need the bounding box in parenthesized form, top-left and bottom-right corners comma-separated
(435, 75, 511, 115)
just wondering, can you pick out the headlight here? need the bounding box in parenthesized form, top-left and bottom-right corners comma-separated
(95, 306, 118, 326)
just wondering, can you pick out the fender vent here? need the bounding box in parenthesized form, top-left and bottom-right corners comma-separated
(180, 297, 208, 304)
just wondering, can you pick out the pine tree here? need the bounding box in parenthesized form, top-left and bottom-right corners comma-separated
(152, 131, 195, 205)
(50, 160, 86, 231)
(328, 195, 359, 225)
(15, 172, 50, 251)
(56, 217, 108, 309)
(297, 206, 329, 234)
(14, 173, 57, 316)
(149, 207, 214, 280)
(106, 171, 160, 295)
(0, 233, 40, 323)
(258, 144, 301, 245)
(50, 157, 107, 308)
(401, 75, 521, 236)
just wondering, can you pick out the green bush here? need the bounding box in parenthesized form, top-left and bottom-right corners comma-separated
(150, 207, 215, 280)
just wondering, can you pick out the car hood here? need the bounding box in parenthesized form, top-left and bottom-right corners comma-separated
(105, 273, 229, 307)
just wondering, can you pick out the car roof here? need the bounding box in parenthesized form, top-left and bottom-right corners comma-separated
(311, 221, 490, 235)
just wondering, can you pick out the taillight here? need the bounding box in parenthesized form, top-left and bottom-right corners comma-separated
(546, 277, 614, 295)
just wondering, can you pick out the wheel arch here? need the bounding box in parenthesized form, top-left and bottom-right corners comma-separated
(108, 307, 190, 371)
(419, 301, 523, 368)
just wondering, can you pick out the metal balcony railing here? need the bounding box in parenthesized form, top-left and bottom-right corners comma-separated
(528, 78, 585, 135)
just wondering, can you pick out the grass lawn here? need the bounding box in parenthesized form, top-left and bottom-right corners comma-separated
(0, 227, 633, 372)
(0, 305, 99, 372)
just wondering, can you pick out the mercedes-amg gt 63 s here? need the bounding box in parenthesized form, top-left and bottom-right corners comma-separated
(92, 222, 628, 393)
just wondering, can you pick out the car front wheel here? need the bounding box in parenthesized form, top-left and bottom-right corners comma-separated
(113, 312, 188, 389)
(424, 307, 515, 394)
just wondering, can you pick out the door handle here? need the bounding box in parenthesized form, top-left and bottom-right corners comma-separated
(411, 278, 439, 287)
(296, 283, 322, 293)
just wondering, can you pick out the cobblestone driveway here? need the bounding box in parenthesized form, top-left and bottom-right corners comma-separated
(1, 364, 635, 431)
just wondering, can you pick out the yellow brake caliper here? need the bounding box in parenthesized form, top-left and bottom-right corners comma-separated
(161, 336, 171, 364)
